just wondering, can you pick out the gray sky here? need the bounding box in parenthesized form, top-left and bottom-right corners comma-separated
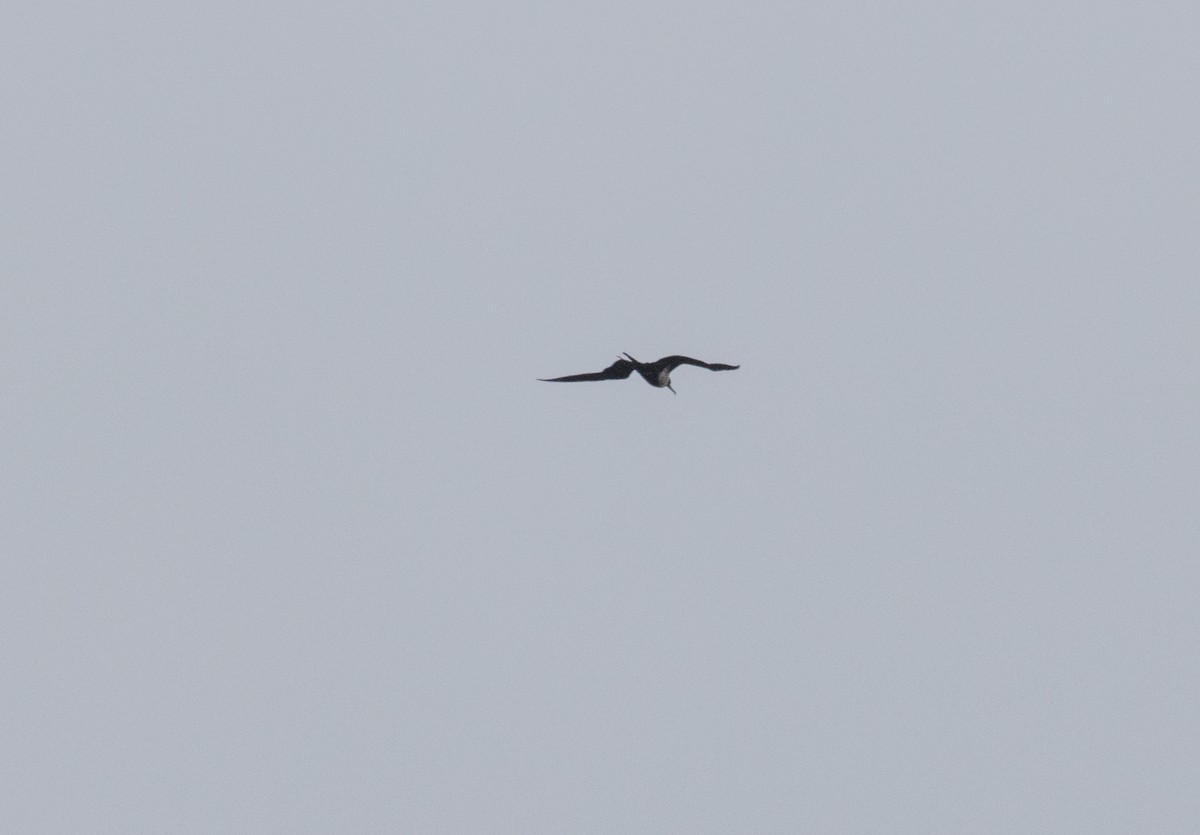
(4, 1, 1198, 832)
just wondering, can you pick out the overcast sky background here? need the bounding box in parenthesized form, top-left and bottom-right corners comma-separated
(4, 1, 1199, 832)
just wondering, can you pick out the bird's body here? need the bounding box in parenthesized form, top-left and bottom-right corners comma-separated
(539, 353, 739, 394)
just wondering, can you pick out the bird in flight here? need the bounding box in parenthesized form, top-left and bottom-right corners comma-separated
(539, 353, 740, 394)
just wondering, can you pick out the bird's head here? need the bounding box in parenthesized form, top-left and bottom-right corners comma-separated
(656, 368, 675, 393)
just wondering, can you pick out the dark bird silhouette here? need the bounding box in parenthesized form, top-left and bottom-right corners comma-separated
(539, 353, 739, 394)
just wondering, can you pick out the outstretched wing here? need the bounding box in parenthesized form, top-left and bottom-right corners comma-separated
(658, 355, 740, 373)
(539, 358, 636, 383)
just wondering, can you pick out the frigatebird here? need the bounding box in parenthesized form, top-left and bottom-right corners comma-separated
(539, 353, 740, 394)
